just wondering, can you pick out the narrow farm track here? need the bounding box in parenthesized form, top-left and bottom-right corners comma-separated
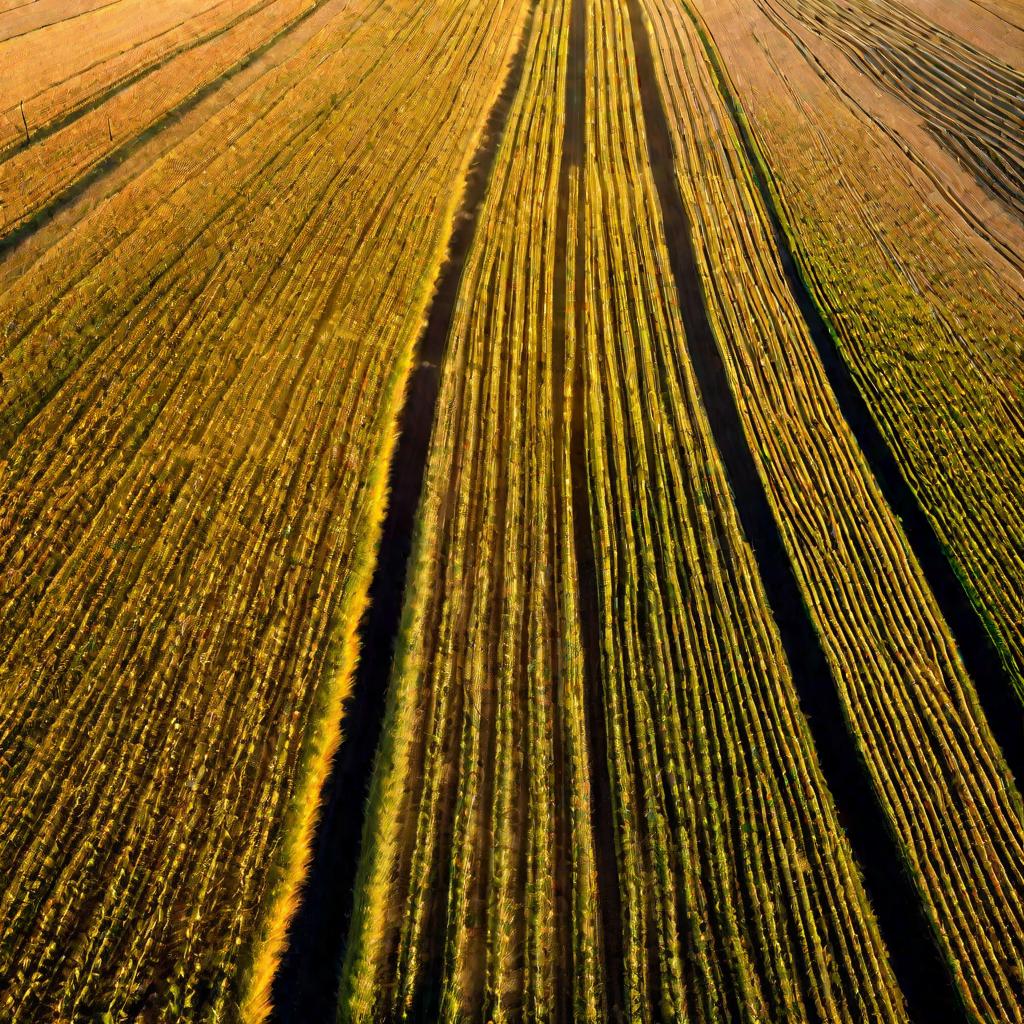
(639, 1, 1024, 1019)
(267, 5, 538, 1017)
(0, 0, 526, 1018)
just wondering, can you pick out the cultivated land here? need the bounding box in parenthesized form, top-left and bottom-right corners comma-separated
(0, 0, 526, 1017)
(0, 0, 1022, 1022)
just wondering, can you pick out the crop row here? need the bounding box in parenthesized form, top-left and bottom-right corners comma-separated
(340, 0, 600, 1018)
(343, 0, 911, 1019)
(641, 0, 1024, 1018)
(0, 0, 525, 1018)
(689, 0, 1024, 698)
(578, 0, 903, 1018)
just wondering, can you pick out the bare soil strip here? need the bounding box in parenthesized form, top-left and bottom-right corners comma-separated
(625, 1, 969, 1020)
(265, 11, 537, 1019)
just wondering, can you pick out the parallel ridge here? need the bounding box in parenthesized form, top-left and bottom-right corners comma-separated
(339, 1, 607, 1018)
(579, 0, 903, 1019)
(0, 0, 524, 1018)
(0, 0, 277, 142)
(643, 1, 1024, 1019)
(0, 0, 325, 237)
(343, 0, 908, 1020)
(692, 0, 1024, 697)
(0, 0, 132, 42)
(758, 0, 1024, 220)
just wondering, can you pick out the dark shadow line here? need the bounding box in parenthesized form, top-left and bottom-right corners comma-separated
(625, 1, 968, 1020)
(687, 6, 1024, 785)
(267, 12, 537, 1021)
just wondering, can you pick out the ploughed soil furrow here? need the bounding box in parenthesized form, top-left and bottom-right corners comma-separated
(0, 0, 330, 257)
(266, 11, 536, 1020)
(625, 1, 966, 1021)
(688, 16, 1024, 786)
(551, 0, 625, 1012)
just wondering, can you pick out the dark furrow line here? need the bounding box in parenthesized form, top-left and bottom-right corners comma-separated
(0, 0, 331, 257)
(265, 10, 537, 1019)
(546, 5, 591, 1018)
(1, 0, 285, 159)
(686, 6, 1024, 783)
(624, 1, 967, 1021)
(551, 0, 626, 1017)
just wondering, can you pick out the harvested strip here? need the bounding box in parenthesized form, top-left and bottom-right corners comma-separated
(895, 0, 1024, 68)
(0, 1, 135, 43)
(0, 0, 525, 1018)
(1, 0, 269, 161)
(0, 0, 325, 235)
(756, 0, 1024, 221)
(640, 0, 1024, 1018)
(1, 0, 229, 112)
(0, 0, 265, 153)
(0, 0, 355, 283)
